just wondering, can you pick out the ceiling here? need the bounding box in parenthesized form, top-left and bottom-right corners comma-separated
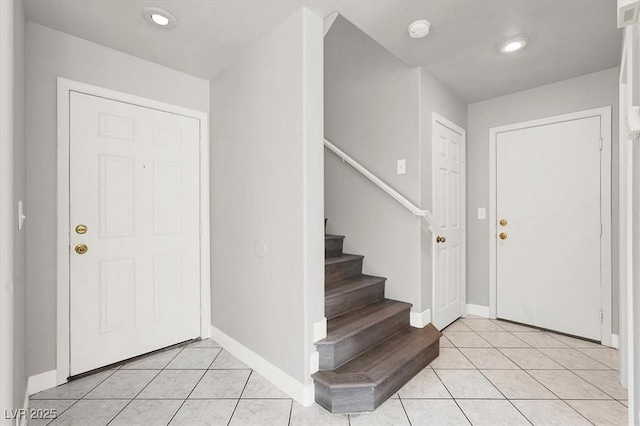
(24, 0, 621, 103)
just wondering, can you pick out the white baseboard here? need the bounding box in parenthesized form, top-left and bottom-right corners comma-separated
(210, 325, 315, 406)
(465, 304, 490, 318)
(313, 317, 327, 343)
(611, 333, 620, 349)
(28, 370, 57, 396)
(310, 351, 319, 374)
(410, 309, 431, 328)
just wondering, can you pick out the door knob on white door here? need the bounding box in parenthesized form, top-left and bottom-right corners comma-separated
(436, 236, 446, 243)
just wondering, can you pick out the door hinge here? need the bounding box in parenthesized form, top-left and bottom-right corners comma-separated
(599, 309, 604, 322)
(199, 223, 202, 236)
(598, 137, 603, 151)
(600, 223, 603, 236)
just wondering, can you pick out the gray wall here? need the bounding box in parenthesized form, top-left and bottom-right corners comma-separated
(0, 0, 27, 417)
(325, 15, 422, 310)
(13, 0, 27, 410)
(466, 67, 619, 332)
(209, 8, 324, 385)
(325, 16, 466, 314)
(25, 22, 210, 376)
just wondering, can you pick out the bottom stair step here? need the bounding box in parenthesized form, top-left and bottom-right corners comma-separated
(312, 324, 441, 414)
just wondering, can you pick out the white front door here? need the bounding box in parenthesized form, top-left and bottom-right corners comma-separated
(496, 116, 602, 340)
(69, 92, 201, 375)
(432, 114, 466, 330)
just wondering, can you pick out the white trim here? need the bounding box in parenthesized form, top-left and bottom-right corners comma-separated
(465, 304, 490, 318)
(27, 370, 57, 396)
(210, 325, 315, 406)
(309, 351, 319, 374)
(488, 107, 613, 346)
(56, 78, 210, 385)
(410, 309, 432, 328)
(431, 113, 467, 330)
(612, 333, 620, 350)
(313, 317, 327, 342)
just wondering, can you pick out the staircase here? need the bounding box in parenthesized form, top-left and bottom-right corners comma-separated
(313, 234, 442, 413)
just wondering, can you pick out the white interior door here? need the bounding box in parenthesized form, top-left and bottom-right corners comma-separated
(496, 116, 602, 340)
(432, 115, 466, 330)
(69, 92, 201, 375)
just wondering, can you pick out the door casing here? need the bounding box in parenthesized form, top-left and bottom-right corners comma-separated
(56, 78, 211, 384)
(488, 106, 612, 346)
(431, 112, 467, 329)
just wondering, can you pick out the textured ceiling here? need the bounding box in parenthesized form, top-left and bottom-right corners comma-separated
(24, 0, 621, 103)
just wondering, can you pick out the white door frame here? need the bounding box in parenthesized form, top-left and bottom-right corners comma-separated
(56, 78, 211, 385)
(488, 106, 612, 346)
(431, 112, 467, 328)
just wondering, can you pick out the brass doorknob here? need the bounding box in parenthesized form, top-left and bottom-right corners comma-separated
(75, 224, 87, 234)
(75, 244, 88, 254)
(499, 232, 508, 240)
(499, 219, 507, 226)
(436, 236, 446, 243)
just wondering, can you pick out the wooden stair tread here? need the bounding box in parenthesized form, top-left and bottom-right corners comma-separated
(325, 275, 386, 298)
(318, 299, 411, 345)
(313, 325, 441, 388)
(337, 325, 441, 380)
(325, 253, 363, 266)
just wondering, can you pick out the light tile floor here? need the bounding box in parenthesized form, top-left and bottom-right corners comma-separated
(28, 317, 627, 425)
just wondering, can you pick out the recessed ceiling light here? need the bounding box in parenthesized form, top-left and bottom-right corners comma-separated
(408, 20, 431, 39)
(501, 37, 528, 53)
(142, 7, 178, 29)
(151, 13, 170, 26)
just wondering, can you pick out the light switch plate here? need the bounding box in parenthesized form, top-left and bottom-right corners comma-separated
(397, 159, 406, 175)
(477, 207, 486, 219)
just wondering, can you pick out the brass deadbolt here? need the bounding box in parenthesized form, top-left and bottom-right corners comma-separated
(499, 232, 508, 240)
(75, 244, 88, 254)
(436, 236, 446, 243)
(76, 224, 88, 234)
(499, 219, 507, 226)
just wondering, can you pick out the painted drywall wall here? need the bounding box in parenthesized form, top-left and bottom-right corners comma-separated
(0, 0, 27, 419)
(209, 7, 324, 391)
(324, 15, 422, 310)
(25, 22, 209, 377)
(419, 69, 468, 311)
(325, 16, 466, 316)
(0, 0, 25, 418)
(13, 0, 27, 412)
(467, 67, 620, 332)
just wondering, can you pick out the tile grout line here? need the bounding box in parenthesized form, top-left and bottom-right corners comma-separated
(42, 360, 129, 424)
(167, 344, 224, 425)
(397, 395, 412, 426)
(564, 369, 620, 400)
(225, 369, 253, 426)
(286, 398, 293, 426)
(104, 345, 187, 425)
(448, 319, 619, 425)
(575, 348, 618, 370)
(475, 324, 599, 425)
(452, 325, 539, 426)
(431, 367, 473, 425)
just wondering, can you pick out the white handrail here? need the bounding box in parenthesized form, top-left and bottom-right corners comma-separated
(324, 138, 439, 233)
